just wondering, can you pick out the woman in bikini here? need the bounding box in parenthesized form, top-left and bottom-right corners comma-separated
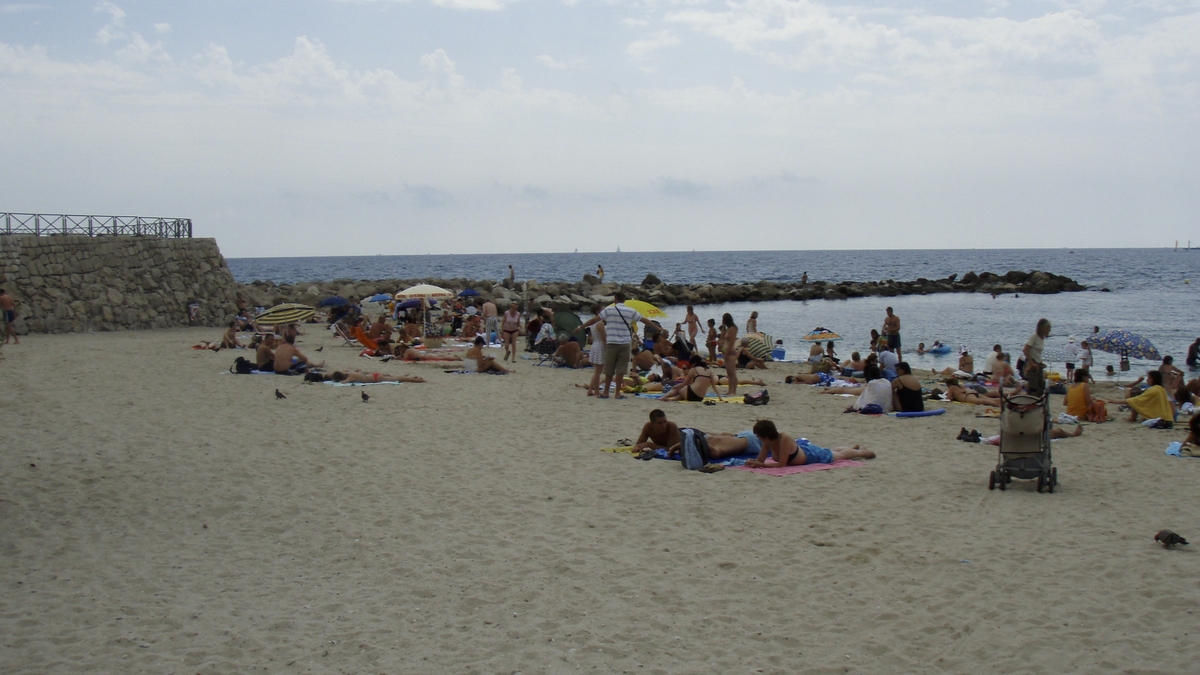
(501, 302, 522, 362)
(662, 355, 723, 402)
(944, 378, 1002, 406)
(720, 313, 739, 396)
(684, 306, 701, 346)
(464, 336, 511, 373)
(744, 419, 875, 468)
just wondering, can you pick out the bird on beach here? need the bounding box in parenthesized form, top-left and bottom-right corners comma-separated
(361, 391, 370, 403)
(1154, 530, 1189, 548)
(275, 389, 287, 400)
(316, 346, 323, 352)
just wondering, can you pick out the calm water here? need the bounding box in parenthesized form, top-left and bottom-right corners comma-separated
(227, 248, 1199, 373)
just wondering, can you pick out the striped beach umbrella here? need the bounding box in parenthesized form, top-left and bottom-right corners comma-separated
(1090, 329, 1160, 361)
(255, 303, 315, 326)
(742, 334, 772, 360)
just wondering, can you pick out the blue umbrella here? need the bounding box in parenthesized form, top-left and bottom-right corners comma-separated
(318, 296, 348, 307)
(365, 293, 392, 303)
(458, 289, 481, 297)
(1090, 329, 1160, 361)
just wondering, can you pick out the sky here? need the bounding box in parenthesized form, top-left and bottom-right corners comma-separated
(0, 0, 1197, 257)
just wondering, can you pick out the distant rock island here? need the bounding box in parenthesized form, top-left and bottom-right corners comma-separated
(239, 270, 1085, 313)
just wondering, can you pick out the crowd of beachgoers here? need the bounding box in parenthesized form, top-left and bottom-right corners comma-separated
(184, 288, 1200, 472)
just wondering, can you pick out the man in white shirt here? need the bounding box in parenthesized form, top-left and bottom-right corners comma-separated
(879, 346, 900, 378)
(581, 291, 658, 398)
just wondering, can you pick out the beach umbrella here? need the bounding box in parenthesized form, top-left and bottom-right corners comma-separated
(397, 298, 437, 310)
(743, 334, 772, 360)
(256, 303, 315, 326)
(318, 296, 348, 307)
(395, 284, 455, 300)
(1090, 329, 1161, 361)
(616, 299, 668, 319)
(801, 327, 843, 342)
(458, 289, 481, 298)
(553, 311, 585, 345)
(365, 293, 392, 303)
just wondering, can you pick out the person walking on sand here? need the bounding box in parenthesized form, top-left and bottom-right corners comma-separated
(581, 291, 657, 399)
(501, 302, 522, 362)
(482, 298, 499, 343)
(1, 289, 18, 344)
(883, 306, 901, 358)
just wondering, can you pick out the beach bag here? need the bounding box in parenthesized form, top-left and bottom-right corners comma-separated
(743, 389, 770, 406)
(678, 428, 711, 470)
(231, 356, 254, 374)
(1086, 400, 1109, 423)
(858, 403, 884, 415)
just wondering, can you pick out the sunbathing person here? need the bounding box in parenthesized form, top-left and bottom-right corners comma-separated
(736, 338, 768, 369)
(274, 334, 322, 375)
(221, 321, 243, 349)
(743, 419, 876, 468)
(554, 340, 591, 368)
(633, 409, 681, 453)
(327, 370, 426, 384)
(632, 345, 660, 372)
(464, 336, 511, 373)
(661, 355, 722, 402)
(367, 315, 393, 342)
(393, 341, 426, 361)
(958, 348, 974, 375)
(944, 378, 1002, 406)
(1064, 369, 1107, 421)
(1125, 370, 1174, 422)
(840, 352, 866, 372)
(256, 334, 277, 371)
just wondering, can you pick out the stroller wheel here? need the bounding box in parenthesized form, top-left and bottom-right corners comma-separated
(1048, 467, 1057, 493)
(988, 471, 996, 490)
(998, 470, 1007, 491)
(1036, 475, 1045, 493)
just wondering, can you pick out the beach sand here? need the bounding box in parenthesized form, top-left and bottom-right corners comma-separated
(2, 328, 1197, 674)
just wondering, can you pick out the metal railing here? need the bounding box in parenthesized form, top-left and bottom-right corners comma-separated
(1, 213, 192, 238)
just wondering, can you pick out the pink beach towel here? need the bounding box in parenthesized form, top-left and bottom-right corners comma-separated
(733, 459, 866, 476)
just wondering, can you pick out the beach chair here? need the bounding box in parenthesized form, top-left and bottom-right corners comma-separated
(332, 322, 358, 347)
(988, 391, 1057, 493)
(351, 326, 382, 355)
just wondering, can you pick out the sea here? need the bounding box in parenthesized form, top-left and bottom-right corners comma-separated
(227, 248, 1198, 375)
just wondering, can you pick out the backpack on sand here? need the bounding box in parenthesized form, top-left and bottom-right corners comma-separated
(743, 389, 770, 406)
(678, 428, 711, 470)
(231, 356, 254, 374)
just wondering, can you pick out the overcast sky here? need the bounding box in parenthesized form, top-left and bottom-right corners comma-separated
(1, 1, 1196, 257)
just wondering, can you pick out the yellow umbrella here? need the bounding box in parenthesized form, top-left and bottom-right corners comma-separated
(256, 303, 315, 326)
(615, 299, 667, 319)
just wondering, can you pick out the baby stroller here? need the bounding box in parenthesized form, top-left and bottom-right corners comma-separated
(988, 391, 1058, 493)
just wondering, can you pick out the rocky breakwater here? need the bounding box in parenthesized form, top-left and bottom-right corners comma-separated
(0, 235, 239, 333)
(238, 269, 1084, 314)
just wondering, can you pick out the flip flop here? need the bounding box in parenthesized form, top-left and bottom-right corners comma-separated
(700, 463, 725, 473)
(617, 438, 634, 446)
(636, 450, 656, 461)
(614, 395, 627, 399)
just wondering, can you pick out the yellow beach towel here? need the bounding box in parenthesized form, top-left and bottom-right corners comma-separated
(1127, 385, 1174, 422)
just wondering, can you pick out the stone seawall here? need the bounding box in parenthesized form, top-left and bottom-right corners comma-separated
(0, 235, 238, 333)
(237, 269, 1085, 314)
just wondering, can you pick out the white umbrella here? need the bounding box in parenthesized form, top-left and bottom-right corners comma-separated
(394, 284, 454, 335)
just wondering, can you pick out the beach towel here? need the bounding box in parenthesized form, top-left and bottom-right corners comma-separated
(442, 369, 506, 375)
(325, 381, 404, 387)
(733, 459, 866, 476)
(1127, 385, 1174, 422)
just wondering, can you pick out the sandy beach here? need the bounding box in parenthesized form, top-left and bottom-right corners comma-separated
(2, 327, 1198, 674)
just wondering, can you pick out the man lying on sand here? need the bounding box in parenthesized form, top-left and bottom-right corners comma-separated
(322, 370, 426, 384)
(633, 409, 680, 453)
(743, 419, 876, 468)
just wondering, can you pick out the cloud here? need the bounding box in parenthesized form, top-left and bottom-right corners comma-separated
(626, 30, 680, 59)
(536, 54, 582, 70)
(94, 1, 126, 45)
(154, 22, 171, 34)
(405, 184, 455, 208)
(420, 48, 464, 88)
(430, 0, 511, 9)
(655, 177, 709, 197)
